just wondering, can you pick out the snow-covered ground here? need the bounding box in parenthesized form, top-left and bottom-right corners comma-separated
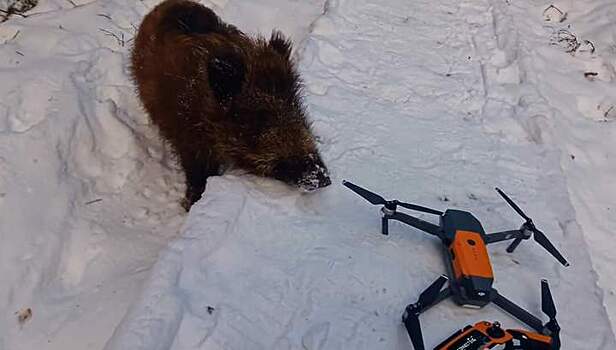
(498, 0, 616, 329)
(0, 0, 324, 349)
(1, 0, 615, 349)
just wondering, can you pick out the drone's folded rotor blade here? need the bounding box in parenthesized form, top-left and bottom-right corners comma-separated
(397, 202, 443, 216)
(495, 187, 531, 222)
(418, 275, 448, 307)
(533, 228, 570, 267)
(342, 180, 387, 205)
(403, 313, 425, 350)
(541, 279, 557, 320)
(541, 279, 562, 349)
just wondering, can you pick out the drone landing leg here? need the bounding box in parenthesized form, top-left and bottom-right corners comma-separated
(382, 216, 389, 235)
(506, 238, 524, 253)
(491, 289, 544, 333)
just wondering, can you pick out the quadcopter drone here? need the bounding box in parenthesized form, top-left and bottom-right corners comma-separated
(415, 278, 560, 349)
(342, 180, 568, 350)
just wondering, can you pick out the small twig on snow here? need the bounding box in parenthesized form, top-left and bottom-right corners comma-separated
(97, 13, 112, 20)
(99, 28, 127, 47)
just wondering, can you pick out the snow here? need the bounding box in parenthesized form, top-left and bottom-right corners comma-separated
(0, 1, 187, 348)
(1, 0, 615, 349)
(496, 0, 616, 328)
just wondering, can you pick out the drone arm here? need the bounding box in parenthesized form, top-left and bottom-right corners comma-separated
(387, 211, 441, 236)
(402, 278, 451, 350)
(407, 286, 452, 315)
(491, 289, 544, 333)
(485, 230, 525, 244)
(427, 287, 452, 311)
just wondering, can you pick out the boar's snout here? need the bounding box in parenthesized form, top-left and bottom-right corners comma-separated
(272, 154, 331, 192)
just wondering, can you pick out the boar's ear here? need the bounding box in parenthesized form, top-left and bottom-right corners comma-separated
(208, 50, 245, 102)
(269, 30, 293, 60)
(164, 1, 222, 35)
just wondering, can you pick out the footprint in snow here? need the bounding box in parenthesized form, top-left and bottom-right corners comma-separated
(301, 322, 330, 350)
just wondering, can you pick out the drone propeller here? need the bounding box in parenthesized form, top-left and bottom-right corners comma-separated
(541, 279, 556, 320)
(342, 180, 443, 215)
(342, 180, 388, 206)
(403, 275, 448, 350)
(495, 188, 569, 267)
(541, 279, 561, 348)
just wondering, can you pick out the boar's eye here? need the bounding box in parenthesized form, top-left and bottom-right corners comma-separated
(246, 109, 271, 131)
(272, 157, 305, 184)
(229, 106, 269, 132)
(208, 52, 245, 102)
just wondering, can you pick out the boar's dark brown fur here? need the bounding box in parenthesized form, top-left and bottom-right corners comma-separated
(131, 0, 330, 209)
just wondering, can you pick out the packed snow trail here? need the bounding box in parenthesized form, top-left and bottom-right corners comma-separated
(106, 0, 615, 349)
(482, 0, 616, 327)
